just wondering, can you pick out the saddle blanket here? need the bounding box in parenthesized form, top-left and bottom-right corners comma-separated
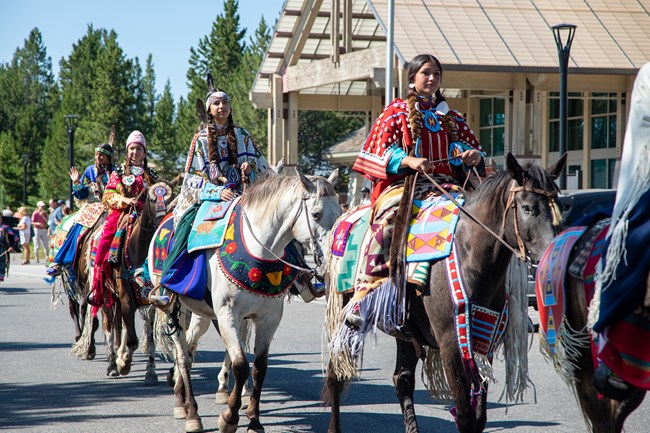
(217, 205, 304, 297)
(406, 195, 463, 262)
(76, 202, 106, 228)
(330, 195, 463, 263)
(188, 197, 239, 253)
(151, 213, 175, 276)
(51, 214, 79, 257)
(536, 226, 587, 355)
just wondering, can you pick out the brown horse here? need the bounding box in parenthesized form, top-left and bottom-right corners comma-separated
(109, 178, 179, 380)
(324, 153, 566, 433)
(537, 218, 647, 433)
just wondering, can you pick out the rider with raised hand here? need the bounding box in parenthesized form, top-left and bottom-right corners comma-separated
(149, 86, 269, 310)
(46, 143, 116, 276)
(344, 53, 485, 329)
(87, 131, 158, 308)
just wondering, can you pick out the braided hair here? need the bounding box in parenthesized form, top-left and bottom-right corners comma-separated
(405, 54, 446, 145)
(206, 90, 239, 168)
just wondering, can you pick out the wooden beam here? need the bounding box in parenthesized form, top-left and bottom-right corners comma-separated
(296, 94, 379, 111)
(284, 10, 375, 20)
(286, 45, 385, 92)
(276, 31, 385, 42)
(331, 0, 340, 64)
(285, 0, 323, 67)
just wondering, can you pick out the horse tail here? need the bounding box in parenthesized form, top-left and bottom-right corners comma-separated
(70, 308, 94, 359)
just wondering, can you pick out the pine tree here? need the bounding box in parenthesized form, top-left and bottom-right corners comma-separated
(0, 28, 55, 205)
(151, 80, 181, 180)
(138, 54, 157, 140)
(230, 16, 272, 152)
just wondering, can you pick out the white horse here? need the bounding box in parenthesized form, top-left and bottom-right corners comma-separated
(148, 170, 341, 433)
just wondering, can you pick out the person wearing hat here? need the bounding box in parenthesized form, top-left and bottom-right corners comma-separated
(87, 131, 158, 309)
(46, 144, 117, 276)
(70, 143, 116, 202)
(31, 201, 49, 262)
(359, 186, 371, 206)
(149, 86, 270, 309)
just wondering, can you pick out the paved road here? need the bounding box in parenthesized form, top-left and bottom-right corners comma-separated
(1, 256, 648, 433)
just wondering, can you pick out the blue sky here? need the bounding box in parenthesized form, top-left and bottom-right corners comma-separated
(0, 0, 285, 98)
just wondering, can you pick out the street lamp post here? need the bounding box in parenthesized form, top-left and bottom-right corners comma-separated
(65, 115, 79, 210)
(552, 23, 577, 190)
(22, 153, 29, 205)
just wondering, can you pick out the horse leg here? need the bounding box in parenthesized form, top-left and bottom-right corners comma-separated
(245, 313, 281, 433)
(439, 336, 478, 433)
(217, 315, 249, 433)
(167, 310, 203, 432)
(116, 288, 138, 376)
(103, 307, 119, 377)
(68, 297, 82, 342)
(216, 319, 253, 408)
(613, 389, 646, 433)
(324, 360, 345, 433)
(142, 305, 159, 385)
(394, 339, 420, 433)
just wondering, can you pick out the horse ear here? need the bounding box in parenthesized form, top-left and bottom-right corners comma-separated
(272, 158, 285, 175)
(506, 153, 525, 184)
(108, 125, 116, 146)
(196, 99, 208, 128)
(547, 152, 568, 180)
(296, 168, 316, 193)
(327, 168, 339, 187)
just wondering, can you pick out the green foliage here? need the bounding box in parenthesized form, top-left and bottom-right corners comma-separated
(298, 111, 364, 175)
(0, 28, 56, 206)
(151, 80, 181, 180)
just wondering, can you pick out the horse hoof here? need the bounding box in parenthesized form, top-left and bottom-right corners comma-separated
(247, 418, 264, 433)
(174, 406, 188, 419)
(144, 372, 159, 386)
(218, 414, 238, 433)
(184, 417, 203, 432)
(107, 367, 119, 377)
(215, 390, 230, 404)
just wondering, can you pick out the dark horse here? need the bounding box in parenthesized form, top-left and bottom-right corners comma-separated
(324, 153, 566, 433)
(71, 177, 179, 381)
(537, 217, 646, 432)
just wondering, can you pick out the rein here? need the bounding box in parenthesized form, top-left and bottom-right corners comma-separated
(421, 171, 556, 262)
(241, 196, 324, 281)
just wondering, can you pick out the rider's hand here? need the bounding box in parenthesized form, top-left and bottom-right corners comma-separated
(220, 188, 236, 201)
(461, 150, 482, 167)
(402, 156, 432, 173)
(241, 162, 252, 175)
(70, 167, 80, 184)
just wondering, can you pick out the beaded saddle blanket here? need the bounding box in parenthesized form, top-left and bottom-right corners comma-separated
(187, 198, 239, 253)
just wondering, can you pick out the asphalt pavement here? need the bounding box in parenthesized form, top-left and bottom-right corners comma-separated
(1, 255, 648, 433)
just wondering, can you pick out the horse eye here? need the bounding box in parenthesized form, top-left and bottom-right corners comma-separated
(311, 211, 321, 221)
(521, 204, 532, 215)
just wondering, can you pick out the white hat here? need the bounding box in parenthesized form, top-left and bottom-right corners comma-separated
(36, 201, 46, 207)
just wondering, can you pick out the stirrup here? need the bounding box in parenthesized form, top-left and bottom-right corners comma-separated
(593, 363, 632, 402)
(148, 288, 176, 313)
(344, 309, 364, 329)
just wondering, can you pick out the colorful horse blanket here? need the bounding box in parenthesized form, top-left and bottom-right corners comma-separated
(217, 205, 305, 297)
(187, 198, 239, 253)
(330, 182, 463, 298)
(536, 226, 587, 356)
(151, 213, 175, 276)
(49, 214, 78, 261)
(76, 202, 105, 228)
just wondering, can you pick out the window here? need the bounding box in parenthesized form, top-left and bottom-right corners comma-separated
(548, 92, 584, 152)
(591, 92, 617, 149)
(590, 158, 616, 188)
(479, 98, 505, 157)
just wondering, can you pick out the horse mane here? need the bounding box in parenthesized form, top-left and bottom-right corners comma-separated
(466, 162, 558, 211)
(242, 174, 336, 222)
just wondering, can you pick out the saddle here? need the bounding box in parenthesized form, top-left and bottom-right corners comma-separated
(187, 198, 239, 253)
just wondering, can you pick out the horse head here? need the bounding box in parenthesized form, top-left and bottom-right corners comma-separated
(501, 152, 566, 263)
(242, 168, 341, 266)
(295, 169, 341, 264)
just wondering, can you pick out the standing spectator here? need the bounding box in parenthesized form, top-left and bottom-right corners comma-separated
(359, 187, 371, 206)
(2, 207, 13, 217)
(16, 206, 32, 264)
(47, 199, 63, 238)
(31, 201, 49, 263)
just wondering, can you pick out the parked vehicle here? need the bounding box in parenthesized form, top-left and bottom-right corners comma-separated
(527, 189, 616, 310)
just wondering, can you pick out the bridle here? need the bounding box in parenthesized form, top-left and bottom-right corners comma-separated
(501, 180, 561, 261)
(421, 171, 560, 262)
(242, 192, 328, 281)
